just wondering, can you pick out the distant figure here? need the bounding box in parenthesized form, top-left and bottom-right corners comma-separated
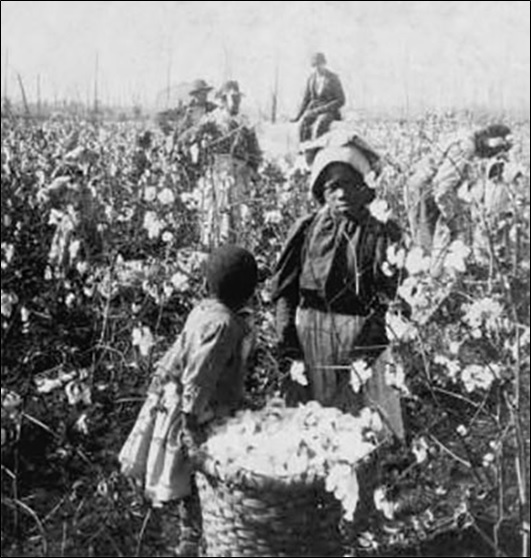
(193, 80, 262, 248)
(131, 131, 153, 181)
(176, 79, 217, 140)
(39, 163, 102, 279)
(469, 156, 524, 265)
(292, 52, 346, 144)
(405, 124, 514, 276)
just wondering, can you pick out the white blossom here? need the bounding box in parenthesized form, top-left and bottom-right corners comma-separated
(463, 298, 504, 332)
(144, 186, 157, 202)
(350, 360, 372, 393)
(434, 355, 461, 381)
(386, 312, 415, 342)
(461, 364, 497, 393)
(289, 360, 308, 386)
(444, 240, 471, 274)
(143, 211, 164, 240)
(65, 380, 92, 406)
(374, 487, 397, 520)
(158, 188, 176, 206)
(386, 244, 406, 269)
(1, 291, 18, 318)
(368, 199, 391, 223)
(412, 437, 429, 464)
(171, 272, 190, 292)
(264, 209, 283, 225)
(405, 247, 430, 275)
(132, 326, 155, 357)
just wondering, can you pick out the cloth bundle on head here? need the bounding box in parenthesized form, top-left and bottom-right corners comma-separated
(206, 245, 258, 308)
(308, 130, 383, 203)
(475, 124, 513, 158)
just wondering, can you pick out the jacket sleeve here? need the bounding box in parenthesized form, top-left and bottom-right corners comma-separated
(270, 215, 314, 355)
(180, 320, 235, 420)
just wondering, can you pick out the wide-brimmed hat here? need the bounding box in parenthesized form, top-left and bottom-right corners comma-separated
(189, 79, 214, 95)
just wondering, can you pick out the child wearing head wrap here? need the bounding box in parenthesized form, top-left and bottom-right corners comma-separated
(119, 245, 258, 557)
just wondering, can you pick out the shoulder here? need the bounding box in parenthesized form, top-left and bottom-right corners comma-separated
(185, 299, 237, 341)
(286, 213, 316, 240)
(325, 69, 341, 82)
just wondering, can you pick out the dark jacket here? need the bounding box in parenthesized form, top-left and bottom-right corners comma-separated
(271, 207, 402, 359)
(295, 69, 346, 122)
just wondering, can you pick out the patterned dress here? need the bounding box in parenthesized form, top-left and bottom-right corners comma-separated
(119, 299, 253, 505)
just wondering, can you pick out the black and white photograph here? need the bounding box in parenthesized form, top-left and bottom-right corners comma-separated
(1, 1, 530, 556)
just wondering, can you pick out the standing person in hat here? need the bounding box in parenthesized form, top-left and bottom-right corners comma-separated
(119, 245, 259, 558)
(173, 79, 218, 189)
(271, 131, 405, 440)
(176, 79, 217, 141)
(292, 52, 346, 144)
(192, 80, 262, 248)
(405, 124, 514, 276)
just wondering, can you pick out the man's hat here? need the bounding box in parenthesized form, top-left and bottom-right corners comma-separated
(189, 79, 214, 95)
(311, 52, 327, 66)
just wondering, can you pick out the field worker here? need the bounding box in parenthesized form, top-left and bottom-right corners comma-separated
(469, 156, 525, 265)
(271, 132, 405, 441)
(130, 131, 153, 181)
(192, 80, 262, 248)
(39, 149, 103, 279)
(292, 52, 346, 144)
(405, 124, 513, 276)
(176, 79, 217, 141)
(119, 245, 258, 558)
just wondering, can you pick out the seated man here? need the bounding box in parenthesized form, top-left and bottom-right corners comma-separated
(292, 52, 346, 144)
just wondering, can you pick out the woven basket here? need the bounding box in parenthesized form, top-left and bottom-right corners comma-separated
(196, 455, 344, 558)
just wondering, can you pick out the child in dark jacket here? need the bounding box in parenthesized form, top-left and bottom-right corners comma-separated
(119, 245, 258, 557)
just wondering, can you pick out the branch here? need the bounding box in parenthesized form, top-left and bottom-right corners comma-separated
(428, 433, 472, 468)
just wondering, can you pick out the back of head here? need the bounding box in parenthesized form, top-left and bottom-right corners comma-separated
(206, 245, 258, 309)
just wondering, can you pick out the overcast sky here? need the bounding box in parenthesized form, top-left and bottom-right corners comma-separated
(1, 1, 530, 115)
